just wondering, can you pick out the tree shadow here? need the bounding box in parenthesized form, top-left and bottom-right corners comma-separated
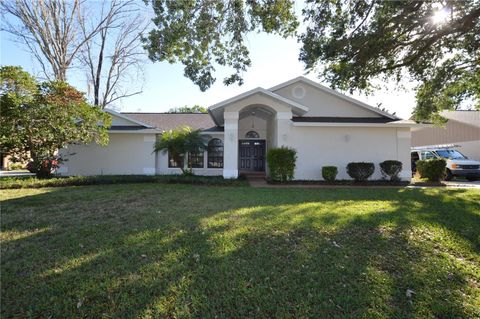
(1, 185, 479, 317)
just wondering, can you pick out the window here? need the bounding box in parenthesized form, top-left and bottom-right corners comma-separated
(188, 149, 204, 168)
(435, 150, 468, 160)
(168, 151, 183, 168)
(208, 138, 223, 168)
(245, 131, 260, 138)
(421, 151, 436, 160)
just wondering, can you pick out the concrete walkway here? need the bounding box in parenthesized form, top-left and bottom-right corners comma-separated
(0, 170, 35, 177)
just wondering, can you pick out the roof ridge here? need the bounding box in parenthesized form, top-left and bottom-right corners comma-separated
(122, 112, 210, 115)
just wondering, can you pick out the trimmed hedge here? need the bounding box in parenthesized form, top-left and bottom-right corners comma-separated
(347, 162, 375, 182)
(9, 163, 25, 171)
(0, 175, 248, 189)
(322, 166, 338, 183)
(267, 147, 297, 182)
(380, 160, 403, 181)
(416, 158, 447, 182)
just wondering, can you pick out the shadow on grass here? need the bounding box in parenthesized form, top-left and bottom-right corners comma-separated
(1, 185, 479, 317)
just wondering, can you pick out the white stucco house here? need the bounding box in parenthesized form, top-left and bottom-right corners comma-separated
(59, 76, 419, 180)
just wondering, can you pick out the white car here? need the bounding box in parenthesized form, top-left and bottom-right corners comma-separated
(411, 147, 480, 181)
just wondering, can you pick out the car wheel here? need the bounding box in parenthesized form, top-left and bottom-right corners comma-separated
(444, 169, 453, 181)
(466, 176, 479, 181)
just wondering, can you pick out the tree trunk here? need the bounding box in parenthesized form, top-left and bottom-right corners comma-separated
(183, 151, 189, 174)
(94, 30, 107, 106)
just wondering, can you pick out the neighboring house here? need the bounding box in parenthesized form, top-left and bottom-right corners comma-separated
(412, 110, 480, 161)
(59, 76, 420, 180)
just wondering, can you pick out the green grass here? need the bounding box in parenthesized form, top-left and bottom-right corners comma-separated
(1, 185, 479, 318)
(0, 174, 247, 189)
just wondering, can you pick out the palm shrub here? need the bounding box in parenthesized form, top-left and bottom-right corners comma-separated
(267, 147, 297, 182)
(154, 126, 209, 175)
(322, 166, 338, 183)
(379, 160, 403, 181)
(346, 162, 375, 182)
(416, 158, 446, 182)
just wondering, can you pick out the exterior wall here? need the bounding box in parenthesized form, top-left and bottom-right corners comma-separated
(267, 115, 277, 150)
(273, 82, 381, 117)
(288, 126, 412, 181)
(58, 133, 156, 176)
(412, 119, 480, 146)
(455, 140, 480, 161)
(156, 133, 224, 176)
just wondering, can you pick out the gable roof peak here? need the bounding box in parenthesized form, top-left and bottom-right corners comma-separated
(269, 76, 399, 120)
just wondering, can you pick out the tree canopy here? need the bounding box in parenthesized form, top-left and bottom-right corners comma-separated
(168, 105, 207, 113)
(299, 0, 479, 121)
(143, 0, 298, 91)
(0, 66, 111, 177)
(144, 0, 479, 121)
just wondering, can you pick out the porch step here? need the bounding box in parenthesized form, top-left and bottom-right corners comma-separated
(244, 173, 268, 187)
(241, 171, 266, 177)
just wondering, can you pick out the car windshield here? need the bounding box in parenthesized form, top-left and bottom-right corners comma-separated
(434, 150, 468, 160)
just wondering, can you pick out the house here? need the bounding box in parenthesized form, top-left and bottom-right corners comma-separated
(58, 76, 419, 180)
(412, 110, 480, 161)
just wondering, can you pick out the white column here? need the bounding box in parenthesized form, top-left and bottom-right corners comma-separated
(276, 111, 292, 147)
(397, 128, 412, 181)
(223, 111, 239, 179)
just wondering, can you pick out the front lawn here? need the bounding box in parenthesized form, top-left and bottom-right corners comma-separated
(1, 185, 479, 318)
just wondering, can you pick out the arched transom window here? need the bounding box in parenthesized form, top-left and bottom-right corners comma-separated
(207, 138, 223, 168)
(245, 131, 260, 139)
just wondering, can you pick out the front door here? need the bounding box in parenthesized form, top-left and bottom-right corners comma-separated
(239, 140, 265, 172)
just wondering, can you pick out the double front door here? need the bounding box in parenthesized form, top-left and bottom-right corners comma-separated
(239, 140, 265, 172)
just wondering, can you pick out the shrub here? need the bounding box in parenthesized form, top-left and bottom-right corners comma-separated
(267, 147, 297, 182)
(379, 160, 403, 181)
(346, 162, 375, 182)
(9, 163, 24, 170)
(322, 166, 338, 183)
(0, 175, 248, 189)
(26, 159, 60, 178)
(416, 158, 446, 182)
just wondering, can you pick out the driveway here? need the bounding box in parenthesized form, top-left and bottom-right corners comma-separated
(444, 179, 480, 188)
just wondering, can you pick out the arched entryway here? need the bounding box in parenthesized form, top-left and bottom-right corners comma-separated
(237, 105, 274, 173)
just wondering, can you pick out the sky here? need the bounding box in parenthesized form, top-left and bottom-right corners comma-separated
(0, 2, 418, 119)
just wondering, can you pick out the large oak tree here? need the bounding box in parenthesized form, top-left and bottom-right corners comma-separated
(300, 0, 480, 121)
(144, 0, 479, 121)
(142, 0, 298, 91)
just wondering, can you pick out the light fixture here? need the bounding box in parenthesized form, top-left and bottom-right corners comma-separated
(251, 110, 255, 128)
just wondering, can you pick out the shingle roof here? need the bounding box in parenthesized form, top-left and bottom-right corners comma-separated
(121, 113, 220, 132)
